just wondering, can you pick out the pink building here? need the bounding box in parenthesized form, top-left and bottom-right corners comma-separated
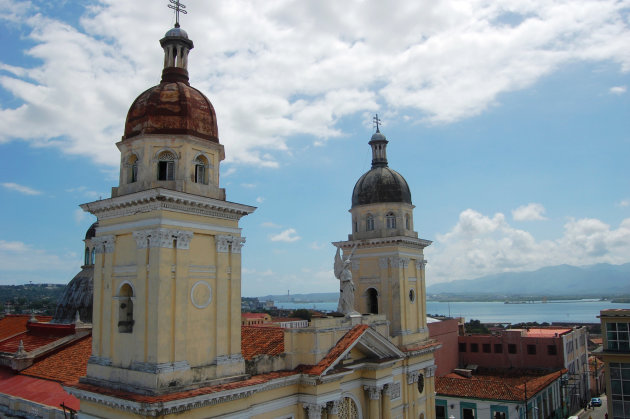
(428, 317, 461, 377)
(459, 328, 570, 369)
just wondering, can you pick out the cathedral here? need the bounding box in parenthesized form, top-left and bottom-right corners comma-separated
(56, 11, 440, 419)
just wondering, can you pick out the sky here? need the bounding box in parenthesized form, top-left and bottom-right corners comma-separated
(0, 0, 629, 296)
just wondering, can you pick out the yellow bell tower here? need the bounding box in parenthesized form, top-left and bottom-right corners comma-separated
(79, 21, 255, 395)
(333, 120, 431, 348)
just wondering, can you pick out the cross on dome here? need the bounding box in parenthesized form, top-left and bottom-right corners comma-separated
(373, 114, 382, 133)
(168, 0, 187, 28)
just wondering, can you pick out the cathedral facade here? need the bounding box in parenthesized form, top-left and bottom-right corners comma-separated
(67, 16, 439, 419)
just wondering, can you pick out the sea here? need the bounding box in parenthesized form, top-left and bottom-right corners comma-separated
(274, 299, 630, 324)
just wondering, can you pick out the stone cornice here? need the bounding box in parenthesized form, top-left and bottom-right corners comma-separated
(66, 373, 301, 417)
(80, 188, 256, 221)
(332, 236, 432, 250)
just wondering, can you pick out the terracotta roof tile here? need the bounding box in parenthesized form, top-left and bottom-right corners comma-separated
(21, 336, 92, 385)
(436, 369, 565, 401)
(298, 324, 368, 376)
(241, 326, 284, 360)
(0, 367, 79, 411)
(0, 332, 60, 353)
(0, 315, 52, 341)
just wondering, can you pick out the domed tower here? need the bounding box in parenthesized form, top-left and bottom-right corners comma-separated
(333, 121, 432, 348)
(78, 18, 255, 396)
(113, 24, 225, 201)
(51, 222, 97, 323)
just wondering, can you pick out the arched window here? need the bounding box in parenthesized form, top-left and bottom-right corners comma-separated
(193, 155, 208, 184)
(405, 214, 410, 230)
(91, 248, 96, 265)
(386, 212, 396, 229)
(353, 219, 358, 233)
(84, 248, 90, 265)
(157, 151, 176, 181)
(367, 288, 378, 314)
(366, 214, 375, 231)
(117, 283, 134, 333)
(409, 288, 416, 303)
(128, 154, 138, 183)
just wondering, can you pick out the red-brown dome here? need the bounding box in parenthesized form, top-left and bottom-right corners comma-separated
(123, 67, 219, 142)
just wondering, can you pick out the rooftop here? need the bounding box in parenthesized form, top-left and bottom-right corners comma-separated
(436, 369, 566, 401)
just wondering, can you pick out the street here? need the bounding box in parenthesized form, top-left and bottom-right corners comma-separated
(576, 395, 608, 419)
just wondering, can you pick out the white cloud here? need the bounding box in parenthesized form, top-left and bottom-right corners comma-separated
(261, 221, 281, 228)
(1, 182, 42, 195)
(0, 239, 78, 284)
(619, 199, 630, 207)
(512, 203, 547, 221)
(426, 209, 630, 284)
(241, 183, 256, 188)
(310, 241, 326, 250)
(256, 196, 265, 204)
(73, 208, 87, 224)
(269, 228, 301, 242)
(610, 85, 627, 95)
(1, 1, 629, 166)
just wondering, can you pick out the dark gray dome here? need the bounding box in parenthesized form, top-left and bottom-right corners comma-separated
(52, 266, 93, 324)
(164, 26, 189, 39)
(85, 222, 98, 240)
(351, 166, 412, 207)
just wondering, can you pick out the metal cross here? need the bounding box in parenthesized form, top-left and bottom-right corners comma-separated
(168, 0, 187, 28)
(373, 114, 382, 132)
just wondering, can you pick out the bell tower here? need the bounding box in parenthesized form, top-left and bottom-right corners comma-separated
(333, 118, 431, 348)
(79, 14, 255, 395)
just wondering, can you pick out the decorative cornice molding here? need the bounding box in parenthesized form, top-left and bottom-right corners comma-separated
(81, 188, 256, 221)
(415, 258, 428, 270)
(364, 385, 382, 400)
(216, 235, 246, 254)
(332, 236, 432, 251)
(92, 235, 115, 253)
(133, 229, 193, 249)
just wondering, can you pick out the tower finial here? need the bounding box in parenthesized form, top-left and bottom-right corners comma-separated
(372, 114, 382, 133)
(168, 0, 187, 28)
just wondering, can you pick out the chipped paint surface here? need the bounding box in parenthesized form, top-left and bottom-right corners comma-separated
(124, 68, 219, 142)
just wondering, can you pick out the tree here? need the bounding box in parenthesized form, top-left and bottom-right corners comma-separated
(291, 309, 312, 321)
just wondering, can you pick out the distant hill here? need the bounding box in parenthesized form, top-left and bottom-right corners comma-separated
(257, 292, 338, 303)
(427, 263, 630, 296)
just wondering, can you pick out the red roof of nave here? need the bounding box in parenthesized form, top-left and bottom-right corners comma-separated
(0, 367, 80, 411)
(0, 315, 53, 341)
(21, 335, 92, 385)
(241, 326, 284, 360)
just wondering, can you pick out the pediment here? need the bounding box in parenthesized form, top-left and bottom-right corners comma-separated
(317, 326, 405, 377)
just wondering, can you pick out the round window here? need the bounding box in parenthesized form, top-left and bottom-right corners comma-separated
(409, 289, 415, 303)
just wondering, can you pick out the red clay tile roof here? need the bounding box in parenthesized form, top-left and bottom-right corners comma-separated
(298, 324, 369, 376)
(0, 367, 80, 411)
(72, 370, 298, 404)
(437, 369, 565, 401)
(241, 313, 268, 319)
(21, 336, 92, 385)
(0, 332, 60, 353)
(241, 326, 284, 360)
(0, 315, 52, 341)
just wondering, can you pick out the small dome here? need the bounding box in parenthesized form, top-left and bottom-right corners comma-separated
(52, 266, 93, 324)
(352, 166, 412, 207)
(123, 68, 219, 142)
(164, 26, 189, 39)
(371, 131, 386, 142)
(85, 222, 98, 240)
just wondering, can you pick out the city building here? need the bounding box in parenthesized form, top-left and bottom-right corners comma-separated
(435, 369, 566, 419)
(428, 317, 461, 377)
(458, 326, 590, 411)
(596, 309, 630, 419)
(11, 12, 443, 418)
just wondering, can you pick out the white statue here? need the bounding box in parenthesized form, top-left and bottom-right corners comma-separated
(334, 245, 357, 315)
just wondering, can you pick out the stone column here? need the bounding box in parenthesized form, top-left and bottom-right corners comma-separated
(364, 385, 381, 419)
(327, 400, 341, 419)
(382, 384, 392, 418)
(215, 235, 232, 363)
(303, 403, 324, 419)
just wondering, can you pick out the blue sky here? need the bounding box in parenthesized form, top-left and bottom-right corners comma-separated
(0, 0, 629, 296)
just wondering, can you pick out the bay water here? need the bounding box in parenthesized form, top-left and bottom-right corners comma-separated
(274, 299, 630, 324)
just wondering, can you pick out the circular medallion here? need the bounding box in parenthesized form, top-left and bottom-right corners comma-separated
(190, 281, 212, 309)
